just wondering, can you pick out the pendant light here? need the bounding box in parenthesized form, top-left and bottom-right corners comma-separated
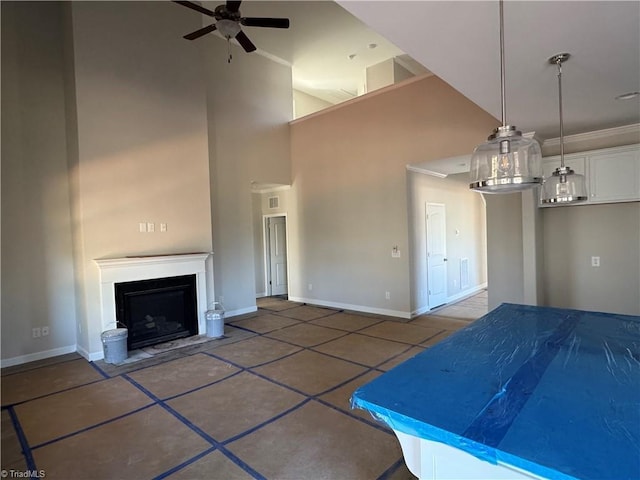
(540, 53, 588, 204)
(469, 0, 543, 193)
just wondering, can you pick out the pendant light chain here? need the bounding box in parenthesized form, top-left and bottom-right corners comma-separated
(556, 58, 565, 168)
(499, 0, 507, 127)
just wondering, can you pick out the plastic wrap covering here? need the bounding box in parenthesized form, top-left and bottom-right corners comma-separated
(351, 303, 640, 480)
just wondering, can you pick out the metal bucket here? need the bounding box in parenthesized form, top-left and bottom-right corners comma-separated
(101, 328, 128, 364)
(205, 305, 225, 338)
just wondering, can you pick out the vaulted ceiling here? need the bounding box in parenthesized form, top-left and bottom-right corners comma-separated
(198, 1, 639, 140)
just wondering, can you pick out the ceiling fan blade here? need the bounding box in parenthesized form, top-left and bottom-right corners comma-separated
(241, 17, 290, 29)
(184, 23, 217, 40)
(226, 1, 242, 13)
(235, 30, 256, 53)
(173, 1, 215, 17)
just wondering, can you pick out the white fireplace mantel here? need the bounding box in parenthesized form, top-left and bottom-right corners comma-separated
(95, 253, 212, 352)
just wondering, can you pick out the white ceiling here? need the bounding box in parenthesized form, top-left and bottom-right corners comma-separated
(202, 1, 420, 103)
(199, 1, 639, 146)
(338, 1, 640, 140)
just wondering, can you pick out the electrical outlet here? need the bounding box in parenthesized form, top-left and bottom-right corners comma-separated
(147, 222, 155, 233)
(32, 328, 41, 338)
(308, 283, 313, 291)
(385, 291, 391, 300)
(42, 326, 50, 336)
(591, 256, 600, 267)
(139, 222, 147, 233)
(160, 223, 167, 232)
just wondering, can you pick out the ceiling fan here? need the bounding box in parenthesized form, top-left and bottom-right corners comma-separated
(174, 1, 289, 60)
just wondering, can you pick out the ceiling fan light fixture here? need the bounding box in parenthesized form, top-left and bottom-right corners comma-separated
(217, 18, 241, 38)
(469, 0, 543, 194)
(541, 53, 588, 205)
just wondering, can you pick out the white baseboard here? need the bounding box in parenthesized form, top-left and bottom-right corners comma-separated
(76, 345, 104, 362)
(1, 344, 78, 368)
(256, 291, 267, 299)
(445, 283, 487, 305)
(411, 305, 431, 317)
(225, 305, 258, 318)
(409, 283, 488, 318)
(288, 296, 411, 319)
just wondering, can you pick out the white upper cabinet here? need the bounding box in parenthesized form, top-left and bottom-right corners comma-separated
(588, 146, 640, 203)
(541, 144, 639, 206)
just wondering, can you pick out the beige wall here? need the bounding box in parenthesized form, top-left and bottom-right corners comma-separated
(407, 171, 487, 315)
(289, 75, 498, 316)
(1, 2, 78, 364)
(485, 194, 525, 310)
(543, 202, 640, 315)
(205, 37, 292, 315)
(68, 2, 213, 357)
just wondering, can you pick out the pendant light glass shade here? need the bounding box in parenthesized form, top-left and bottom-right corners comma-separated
(469, 126, 543, 193)
(540, 53, 588, 205)
(469, 0, 542, 193)
(540, 166, 587, 203)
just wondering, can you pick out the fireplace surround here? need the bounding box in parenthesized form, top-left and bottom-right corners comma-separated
(95, 253, 210, 357)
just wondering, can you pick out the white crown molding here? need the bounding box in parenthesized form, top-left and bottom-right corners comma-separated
(542, 123, 640, 148)
(406, 164, 448, 178)
(251, 184, 292, 194)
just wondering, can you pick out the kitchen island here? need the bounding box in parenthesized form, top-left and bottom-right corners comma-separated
(351, 303, 640, 480)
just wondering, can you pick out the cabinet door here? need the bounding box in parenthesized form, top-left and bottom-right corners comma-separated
(589, 148, 640, 203)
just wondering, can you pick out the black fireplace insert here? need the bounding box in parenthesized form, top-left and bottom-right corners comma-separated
(115, 274, 198, 350)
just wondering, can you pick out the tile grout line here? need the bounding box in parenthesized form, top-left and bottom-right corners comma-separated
(376, 457, 409, 480)
(28, 403, 157, 450)
(7, 406, 37, 472)
(151, 445, 218, 480)
(2, 377, 109, 409)
(220, 398, 312, 446)
(123, 374, 268, 480)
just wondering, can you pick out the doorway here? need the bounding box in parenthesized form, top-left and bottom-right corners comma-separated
(426, 202, 447, 309)
(264, 215, 289, 297)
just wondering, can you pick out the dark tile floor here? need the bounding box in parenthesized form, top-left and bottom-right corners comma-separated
(1, 293, 486, 480)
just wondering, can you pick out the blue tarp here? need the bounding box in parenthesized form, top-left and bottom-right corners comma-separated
(351, 303, 640, 480)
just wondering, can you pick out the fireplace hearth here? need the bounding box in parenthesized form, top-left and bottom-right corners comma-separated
(115, 275, 198, 350)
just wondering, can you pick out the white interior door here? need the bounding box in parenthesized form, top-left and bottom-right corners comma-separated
(426, 203, 447, 309)
(267, 216, 288, 296)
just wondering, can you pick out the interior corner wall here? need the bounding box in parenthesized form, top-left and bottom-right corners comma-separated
(204, 38, 292, 315)
(365, 58, 394, 93)
(69, 2, 212, 357)
(485, 193, 525, 311)
(289, 75, 498, 317)
(293, 89, 333, 119)
(1, 1, 78, 365)
(407, 171, 487, 315)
